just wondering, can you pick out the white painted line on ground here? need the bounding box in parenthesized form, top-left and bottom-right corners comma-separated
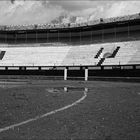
(0, 88, 88, 133)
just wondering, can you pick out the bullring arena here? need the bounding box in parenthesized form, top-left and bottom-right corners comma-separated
(0, 13, 140, 140)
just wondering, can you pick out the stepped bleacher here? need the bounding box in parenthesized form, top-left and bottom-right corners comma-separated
(103, 41, 140, 65)
(0, 40, 140, 67)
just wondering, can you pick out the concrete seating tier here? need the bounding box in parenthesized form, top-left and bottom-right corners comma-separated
(102, 41, 140, 65)
(0, 40, 140, 66)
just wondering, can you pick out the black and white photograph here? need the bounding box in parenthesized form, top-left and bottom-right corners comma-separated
(0, 0, 140, 139)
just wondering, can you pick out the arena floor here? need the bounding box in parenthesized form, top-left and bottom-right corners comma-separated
(0, 80, 139, 140)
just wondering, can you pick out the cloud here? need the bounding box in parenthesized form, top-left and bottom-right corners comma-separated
(105, 1, 140, 18)
(0, 0, 65, 25)
(0, 0, 140, 25)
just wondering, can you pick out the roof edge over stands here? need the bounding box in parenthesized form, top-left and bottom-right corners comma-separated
(0, 13, 140, 31)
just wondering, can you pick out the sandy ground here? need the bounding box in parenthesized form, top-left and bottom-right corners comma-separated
(0, 80, 139, 140)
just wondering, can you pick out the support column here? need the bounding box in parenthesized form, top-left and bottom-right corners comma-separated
(25, 31, 27, 43)
(69, 31, 71, 43)
(15, 32, 17, 44)
(64, 68, 68, 80)
(114, 25, 116, 41)
(102, 25, 104, 42)
(58, 30, 59, 42)
(36, 31, 38, 43)
(5, 32, 7, 43)
(128, 22, 130, 38)
(85, 68, 88, 81)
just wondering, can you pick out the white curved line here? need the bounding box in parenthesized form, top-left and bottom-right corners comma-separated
(0, 89, 87, 133)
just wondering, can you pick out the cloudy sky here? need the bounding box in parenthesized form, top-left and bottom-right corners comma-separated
(0, 0, 140, 25)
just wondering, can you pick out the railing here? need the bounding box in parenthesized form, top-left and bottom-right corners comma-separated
(0, 63, 97, 67)
(1, 60, 140, 67)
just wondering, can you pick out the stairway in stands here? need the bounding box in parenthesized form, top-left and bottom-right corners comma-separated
(96, 46, 120, 66)
(109, 46, 120, 58)
(0, 51, 6, 60)
(97, 58, 105, 66)
(94, 47, 104, 58)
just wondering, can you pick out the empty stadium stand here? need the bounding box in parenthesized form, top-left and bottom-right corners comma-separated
(0, 13, 140, 80)
(102, 41, 140, 65)
(0, 40, 139, 67)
